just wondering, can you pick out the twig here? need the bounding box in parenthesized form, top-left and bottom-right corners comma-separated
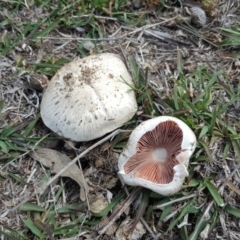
(224, 162, 240, 184)
(10, 129, 130, 212)
(38, 36, 125, 41)
(126, 16, 178, 36)
(154, 193, 197, 209)
(177, 23, 219, 48)
(98, 187, 142, 235)
(140, 217, 158, 240)
(38, 17, 178, 43)
(144, 29, 190, 47)
(72, 14, 118, 21)
(37, 129, 127, 195)
(53, 40, 72, 52)
(118, 175, 157, 239)
(20, 168, 36, 195)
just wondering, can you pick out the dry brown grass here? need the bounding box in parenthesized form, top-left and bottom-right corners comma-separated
(0, 0, 240, 239)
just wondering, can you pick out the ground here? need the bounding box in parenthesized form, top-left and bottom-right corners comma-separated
(0, 0, 240, 239)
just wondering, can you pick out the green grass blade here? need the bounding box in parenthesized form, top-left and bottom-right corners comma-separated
(31, 19, 61, 41)
(198, 125, 209, 139)
(0, 225, 28, 239)
(56, 202, 88, 214)
(168, 202, 199, 231)
(208, 108, 217, 135)
(1, 126, 21, 138)
(209, 208, 219, 232)
(173, 87, 180, 110)
(8, 172, 28, 185)
(159, 203, 172, 223)
(198, 140, 213, 163)
(225, 205, 240, 218)
(23, 219, 44, 238)
(0, 140, 9, 153)
(20, 203, 46, 212)
(0, 229, 21, 240)
(0, 100, 4, 114)
(205, 180, 224, 207)
(23, 115, 40, 138)
(91, 192, 125, 217)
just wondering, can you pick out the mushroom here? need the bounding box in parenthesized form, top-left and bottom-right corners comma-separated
(40, 53, 137, 141)
(118, 116, 196, 196)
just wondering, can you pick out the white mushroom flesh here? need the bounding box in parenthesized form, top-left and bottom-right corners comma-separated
(40, 53, 137, 141)
(118, 116, 196, 196)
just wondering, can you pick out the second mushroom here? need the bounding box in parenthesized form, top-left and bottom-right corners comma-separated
(118, 116, 196, 196)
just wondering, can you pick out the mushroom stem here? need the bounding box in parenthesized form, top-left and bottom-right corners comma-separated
(152, 147, 168, 162)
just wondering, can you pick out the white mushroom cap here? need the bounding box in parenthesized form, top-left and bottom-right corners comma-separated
(118, 116, 196, 196)
(40, 53, 137, 141)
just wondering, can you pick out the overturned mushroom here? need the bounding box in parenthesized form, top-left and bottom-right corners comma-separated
(40, 53, 137, 141)
(118, 116, 196, 196)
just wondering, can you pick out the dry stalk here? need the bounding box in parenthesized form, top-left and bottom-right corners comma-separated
(37, 129, 130, 196)
(154, 193, 197, 209)
(118, 175, 157, 239)
(98, 187, 142, 235)
(8, 130, 130, 212)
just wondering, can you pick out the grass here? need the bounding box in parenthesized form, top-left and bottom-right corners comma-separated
(124, 60, 240, 239)
(220, 27, 240, 47)
(6, 60, 238, 240)
(1, 0, 240, 239)
(0, 0, 143, 56)
(0, 114, 39, 156)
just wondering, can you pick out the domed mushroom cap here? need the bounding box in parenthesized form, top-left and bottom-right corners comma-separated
(40, 53, 137, 141)
(118, 116, 196, 196)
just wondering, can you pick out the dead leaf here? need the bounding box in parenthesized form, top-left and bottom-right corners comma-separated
(29, 148, 89, 201)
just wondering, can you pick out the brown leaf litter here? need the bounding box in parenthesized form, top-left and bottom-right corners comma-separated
(29, 148, 89, 201)
(1, 1, 240, 239)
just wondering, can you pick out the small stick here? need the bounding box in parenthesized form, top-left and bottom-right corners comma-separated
(37, 129, 128, 196)
(37, 36, 124, 41)
(98, 187, 142, 235)
(20, 168, 37, 195)
(10, 130, 130, 211)
(72, 14, 118, 21)
(118, 176, 157, 238)
(154, 193, 197, 209)
(140, 217, 157, 240)
(38, 16, 178, 43)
